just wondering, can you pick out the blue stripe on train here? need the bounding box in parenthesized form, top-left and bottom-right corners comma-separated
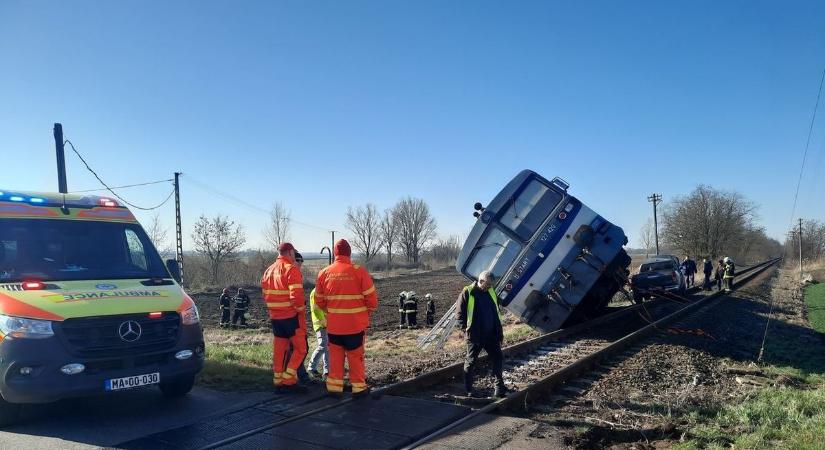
(501, 201, 582, 306)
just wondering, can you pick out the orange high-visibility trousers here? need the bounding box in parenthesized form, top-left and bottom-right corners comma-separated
(326, 333, 367, 394)
(272, 318, 307, 386)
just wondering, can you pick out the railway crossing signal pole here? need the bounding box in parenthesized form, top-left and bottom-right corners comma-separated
(53, 123, 68, 193)
(174, 172, 184, 284)
(647, 193, 662, 255)
(799, 218, 804, 279)
(330, 230, 336, 263)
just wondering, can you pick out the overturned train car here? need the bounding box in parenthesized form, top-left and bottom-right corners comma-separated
(456, 170, 631, 333)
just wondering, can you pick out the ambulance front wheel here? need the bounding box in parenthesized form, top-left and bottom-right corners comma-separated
(159, 375, 196, 398)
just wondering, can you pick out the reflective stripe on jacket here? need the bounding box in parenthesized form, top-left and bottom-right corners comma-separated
(310, 288, 327, 331)
(723, 263, 735, 279)
(314, 255, 377, 335)
(261, 256, 305, 320)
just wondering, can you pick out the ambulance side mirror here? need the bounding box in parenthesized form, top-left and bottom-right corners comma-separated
(166, 259, 182, 283)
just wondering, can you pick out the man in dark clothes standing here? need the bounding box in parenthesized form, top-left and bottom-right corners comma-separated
(219, 288, 232, 327)
(457, 270, 508, 398)
(425, 293, 436, 326)
(232, 288, 250, 328)
(681, 256, 697, 288)
(702, 258, 713, 291)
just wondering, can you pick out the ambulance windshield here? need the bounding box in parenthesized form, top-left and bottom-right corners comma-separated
(0, 219, 169, 282)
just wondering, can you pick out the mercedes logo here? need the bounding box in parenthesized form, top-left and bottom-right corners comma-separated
(118, 321, 142, 342)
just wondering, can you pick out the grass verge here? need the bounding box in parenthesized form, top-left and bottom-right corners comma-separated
(805, 283, 825, 334)
(672, 282, 825, 449)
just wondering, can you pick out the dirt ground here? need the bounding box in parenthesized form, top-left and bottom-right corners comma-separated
(190, 267, 468, 333)
(521, 264, 824, 449)
(193, 267, 541, 388)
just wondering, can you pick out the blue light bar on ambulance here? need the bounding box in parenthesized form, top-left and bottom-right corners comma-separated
(29, 197, 45, 203)
(9, 196, 24, 202)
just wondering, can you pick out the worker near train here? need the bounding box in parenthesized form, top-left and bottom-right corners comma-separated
(702, 258, 713, 291)
(398, 291, 407, 328)
(219, 288, 232, 327)
(715, 259, 725, 291)
(261, 242, 307, 391)
(681, 256, 697, 288)
(231, 288, 250, 328)
(307, 287, 330, 379)
(404, 291, 419, 328)
(723, 257, 736, 291)
(457, 270, 508, 399)
(315, 239, 378, 397)
(425, 293, 436, 326)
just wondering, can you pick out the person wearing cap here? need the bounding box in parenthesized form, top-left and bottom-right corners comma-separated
(458, 270, 507, 398)
(231, 288, 250, 328)
(315, 239, 378, 397)
(219, 288, 232, 327)
(290, 252, 312, 383)
(723, 257, 736, 291)
(261, 242, 306, 391)
(425, 293, 436, 326)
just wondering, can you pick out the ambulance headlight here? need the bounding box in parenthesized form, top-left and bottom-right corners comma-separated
(181, 305, 200, 325)
(0, 314, 54, 339)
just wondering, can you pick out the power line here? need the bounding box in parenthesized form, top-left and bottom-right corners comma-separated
(183, 175, 332, 232)
(64, 139, 176, 211)
(69, 178, 174, 193)
(789, 66, 825, 226)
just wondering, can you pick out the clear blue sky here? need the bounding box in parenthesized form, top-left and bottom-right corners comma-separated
(2, 1, 824, 253)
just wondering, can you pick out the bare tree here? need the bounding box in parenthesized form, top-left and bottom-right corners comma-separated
(394, 197, 438, 264)
(191, 214, 246, 284)
(425, 235, 462, 266)
(639, 219, 654, 258)
(661, 185, 757, 260)
(379, 207, 399, 268)
(345, 203, 383, 263)
(264, 202, 291, 250)
(145, 213, 171, 256)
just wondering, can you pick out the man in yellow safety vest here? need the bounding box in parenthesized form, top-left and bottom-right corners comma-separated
(457, 270, 507, 398)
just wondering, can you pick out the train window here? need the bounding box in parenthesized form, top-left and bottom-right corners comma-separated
(464, 227, 523, 282)
(499, 179, 563, 240)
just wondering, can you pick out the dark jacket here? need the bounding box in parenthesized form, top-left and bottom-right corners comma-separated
(233, 293, 250, 310)
(426, 300, 435, 315)
(703, 260, 713, 276)
(681, 259, 697, 275)
(219, 293, 232, 309)
(457, 284, 503, 343)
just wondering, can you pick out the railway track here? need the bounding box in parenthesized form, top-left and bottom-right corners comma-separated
(121, 258, 779, 450)
(401, 257, 780, 448)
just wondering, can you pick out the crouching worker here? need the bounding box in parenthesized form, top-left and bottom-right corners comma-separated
(261, 242, 307, 392)
(458, 270, 508, 399)
(315, 239, 377, 398)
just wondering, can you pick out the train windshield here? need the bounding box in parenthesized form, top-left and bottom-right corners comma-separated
(499, 179, 563, 241)
(464, 226, 523, 281)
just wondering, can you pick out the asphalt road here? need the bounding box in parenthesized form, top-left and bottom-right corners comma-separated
(0, 386, 274, 449)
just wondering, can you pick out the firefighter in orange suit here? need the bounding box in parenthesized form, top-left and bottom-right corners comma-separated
(261, 242, 307, 391)
(314, 239, 377, 398)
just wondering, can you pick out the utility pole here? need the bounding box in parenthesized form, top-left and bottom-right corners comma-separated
(799, 218, 804, 279)
(647, 193, 662, 255)
(53, 123, 68, 193)
(174, 172, 184, 284)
